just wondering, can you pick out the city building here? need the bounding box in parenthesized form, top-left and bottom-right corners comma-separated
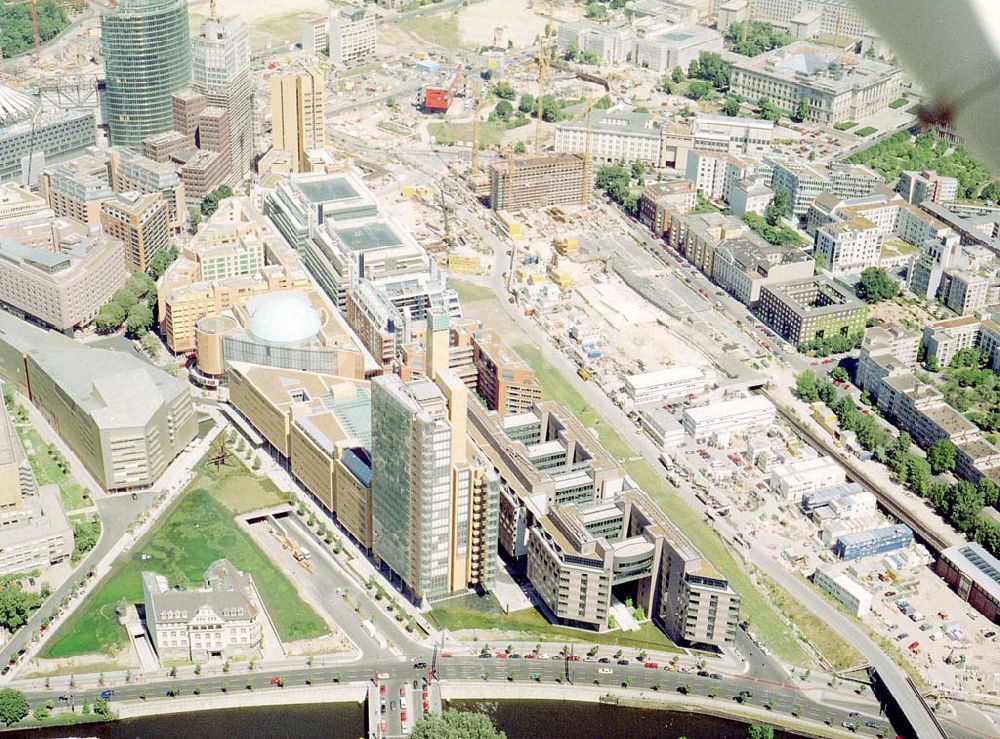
(0, 400, 72, 576)
(191, 13, 254, 182)
(690, 114, 775, 157)
(757, 277, 868, 348)
(108, 148, 187, 234)
(556, 21, 633, 66)
(489, 155, 595, 212)
(101, 0, 193, 148)
(42, 155, 114, 226)
(638, 180, 696, 236)
(176, 149, 230, 200)
(527, 490, 740, 648)
(0, 218, 127, 332)
(554, 110, 666, 167)
(300, 14, 329, 57)
(718, 0, 871, 42)
(685, 149, 757, 203)
(812, 567, 872, 617)
(768, 157, 884, 217)
(0, 184, 51, 224)
(100, 191, 170, 272)
(0, 111, 97, 185)
(634, 24, 724, 73)
(371, 372, 499, 602)
(328, 7, 377, 66)
(922, 314, 1000, 372)
(622, 366, 713, 405)
(668, 211, 751, 276)
(770, 456, 846, 502)
(935, 543, 1000, 623)
(471, 328, 542, 416)
(897, 170, 959, 206)
(682, 395, 777, 442)
(834, 524, 913, 561)
(0, 312, 198, 491)
(730, 42, 902, 125)
(270, 64, 326, 173)
(143, 559, 261, 661)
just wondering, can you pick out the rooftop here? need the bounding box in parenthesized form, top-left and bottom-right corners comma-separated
(941, 542, 1000, 602)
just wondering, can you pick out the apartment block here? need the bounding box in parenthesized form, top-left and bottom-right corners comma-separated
(638, 180, 696, 236)
(301, 15, 329, 56)
(0, 312, 197, 491)
(554, 110, 666, 167)
(100, 191, 170, 272)
(730, 42, 902, 125)
(898, 170, 958, 206)
(42, 156, 114, 226)
(471, 328, 542, 416)
(489, 155, 594, 212)
(0, 218, 127, 332)
(0, 184, 52, 223)
(328, 7, 377, 66)
(922, 315, 1000, 372)
(768, 157, 883, 217)
(757, 277, 868, 348)
(712, 237, 813, 306)
(668, 211, 751, 276)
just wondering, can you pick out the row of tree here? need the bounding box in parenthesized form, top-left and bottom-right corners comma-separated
(724, 20, 793, 58)
(93, 272, 157, 337)
(795, 370, 1000, 557)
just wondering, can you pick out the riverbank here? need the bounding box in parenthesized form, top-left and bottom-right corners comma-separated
(114, 683, 366, 719)
(442, 683, 858, 738)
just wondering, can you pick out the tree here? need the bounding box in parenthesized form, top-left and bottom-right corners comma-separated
(93, 301, 126, 334)
(493, 83, 516, 100)
(927, 439, 958, 474)
(830, 366, 849, 383)
(513, 141, 527, 154)
(671, 65, 685, 83)
(748, 723, 775, 739)
(722, 96, 741, 117)
(857, 268, 900, 303)
(0, 2, 71, 58)
(148, 245, 179, 280)
(188, 207, 202, 233)
(795, 371, 820, 403)
(765, 188, 791, 225)
(631, 159, 644, 179)
(125, 302, 154, 337)
(0, 585, 39, 632)
(594, 94, 613, 110)
(412, 709, 507, 739)
(539, 95, 562, 122)
(93, 697, 112, 717)
(758, 96, 783, 122)
(200, 184, 233, 217)
(686, 79, 713, 100)
(687, 57, 701, 80)
(793, 98, 810, 122)
(0, 689, 29, 727)
(494, 99, 513, 121)
(140, 332, 161, 359)
(926, 354, 940, 372)
(584, 2, 606, 19)
(518, 93, 535, 114)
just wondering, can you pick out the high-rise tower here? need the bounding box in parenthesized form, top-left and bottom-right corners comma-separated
(269, 64, 325, 173)
(191, 13, 254, 182)
(101, 0, 192, 149)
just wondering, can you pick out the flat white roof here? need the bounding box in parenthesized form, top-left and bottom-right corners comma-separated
(683, 395, 774, 424)
(625, 365, 706, 390)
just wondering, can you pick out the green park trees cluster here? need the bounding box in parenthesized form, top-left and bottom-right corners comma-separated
(0, 688, 29, 727)
(412, 709, 506, 739)
(724, 20, 793, 57)
(200, 185, 233, 218)
(596, 162, 640, 216)
(743, 212, 801, 247)
(93, 272, 157, 336)
(563, 41, 601, 65)
(0, 1, 71, 59)
(0, 584, 40, 633)
(856, 268, 900, 303)
(795, 370, 1000, 557)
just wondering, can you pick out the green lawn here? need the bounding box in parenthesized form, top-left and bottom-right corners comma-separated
(855, 126, 878, 137)
(504, 343, 813, 666)
(512, 343, 634, 461)
(42, 459, 322, 659)
(196, 415, 215, 441)
(398, 12, 465, 50)
(448, 279, 496, 305)
(429, 593, 681, 654)
(429, 120, 507, 147)
(888, 98, 909, 109)
(16, 426, 90, 512)
(833, 121, 857, 131)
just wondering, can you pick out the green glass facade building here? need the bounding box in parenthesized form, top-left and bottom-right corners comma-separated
(101, 0, 192, 149)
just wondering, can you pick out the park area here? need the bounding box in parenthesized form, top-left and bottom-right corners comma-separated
(41, 455, 327, 660)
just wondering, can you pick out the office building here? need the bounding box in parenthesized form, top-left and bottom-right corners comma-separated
(685, 149, 759, 203)
(813, 567, 871, 617)
(100, 191, 170, 272)
(638, 180, 697, 236)
(768, 157, 883, 217)
(0, 400, 73, 576)
(270, 63, 326, 173)
(42, 156, 114, 226)
(730, 42, 902, 125)
(718, 0, 870, 42)
(0, 184, 53, 224)
(328, 7, 377, 66)
(0, 312, 198, 491)
(108, 148, 187, 234)
(0, 111, 96, 185)
(834, 524, 913, 561)
(142, 131, 189, 163)
(668, 211, 752, 277)
(176, 149, 230, 200)
(191, 13, 254, 181)
(143, 559, 261, 661)
(634, 24, 724, 73)
(101, 0, 193, 148)
(171, 89, 206, 147)
(489, 155, 594, 212)
(0, 219, 127, 332)
(690, 114, 774, 157)
(623, 366, 712, 405)
(936, 543, 1000, 623)
(556, 21, 633, 66)
(922, 315, 1000, 372)
(471, 328, 542, 416)
(301, 15, 330, 56)
(682, 395, 777, 442)
(757, 277, 868, 348)
(898, 170, 958, 206)
(554, 110, 666, 167)
(770, 456, 846, 502)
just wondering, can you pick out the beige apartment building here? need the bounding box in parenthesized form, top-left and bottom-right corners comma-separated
(0, 218, 128, 332)
(471, 328, 542, 416)
(0, 184, 52, 223)
(100, 191, 170, 272)
(270, 64, 325, 173)
(42, 155, 114, 226)
(108, 148, 187, 235)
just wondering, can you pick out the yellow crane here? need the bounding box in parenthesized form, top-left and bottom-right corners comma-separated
(741, 0, 753, 45)
(533, 51, 550, 156)
(581, 98, 596, 203)
(470, 82, 482, 178)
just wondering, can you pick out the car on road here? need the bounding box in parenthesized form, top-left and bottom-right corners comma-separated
(270, 677, 283, 687)
(865, 722, 882, 730)
(709, 673, 723, 680)
(413, 661, 427, 669)
(598, 667, 613, 675)
(583, 656, 596, 662)
(100, 690, 113, 700)
(510, 654, 522, 659)
(441, 652, 453, 658)
(842, 721, 857, 730)
(617, 659, 630, 666)
(478, 652, 491, 658)
(848, 712, 860, 718)
(598, 657, 611, 664)
(377, 672, 390, 680)
(643, 662, 659, 669)
(895, 632, 909, 641)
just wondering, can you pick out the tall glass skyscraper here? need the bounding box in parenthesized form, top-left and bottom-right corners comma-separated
(101, 0, 192, 149)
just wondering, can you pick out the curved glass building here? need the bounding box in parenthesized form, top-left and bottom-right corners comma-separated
(101, 0, 192, 148)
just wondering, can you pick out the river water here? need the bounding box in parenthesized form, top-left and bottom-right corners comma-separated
(7, 700, 803, 738)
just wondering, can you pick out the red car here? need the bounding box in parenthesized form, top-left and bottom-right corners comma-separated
(441, 652, 453, 658)
(907, 641, 919, 651)
(270, 677, 283, 687)
(644, 662, 659, 669)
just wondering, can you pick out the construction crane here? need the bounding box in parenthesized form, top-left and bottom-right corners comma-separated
(581, 98, 596, 203)
(6, 0, 84, 65)
(470, 82, 482, 178)
(533, 52, 550, 155)
(740, 0, 754, 45)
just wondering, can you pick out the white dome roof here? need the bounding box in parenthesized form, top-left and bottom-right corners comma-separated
(0, 85, 34, 125)
(247, 292, 321, 346)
